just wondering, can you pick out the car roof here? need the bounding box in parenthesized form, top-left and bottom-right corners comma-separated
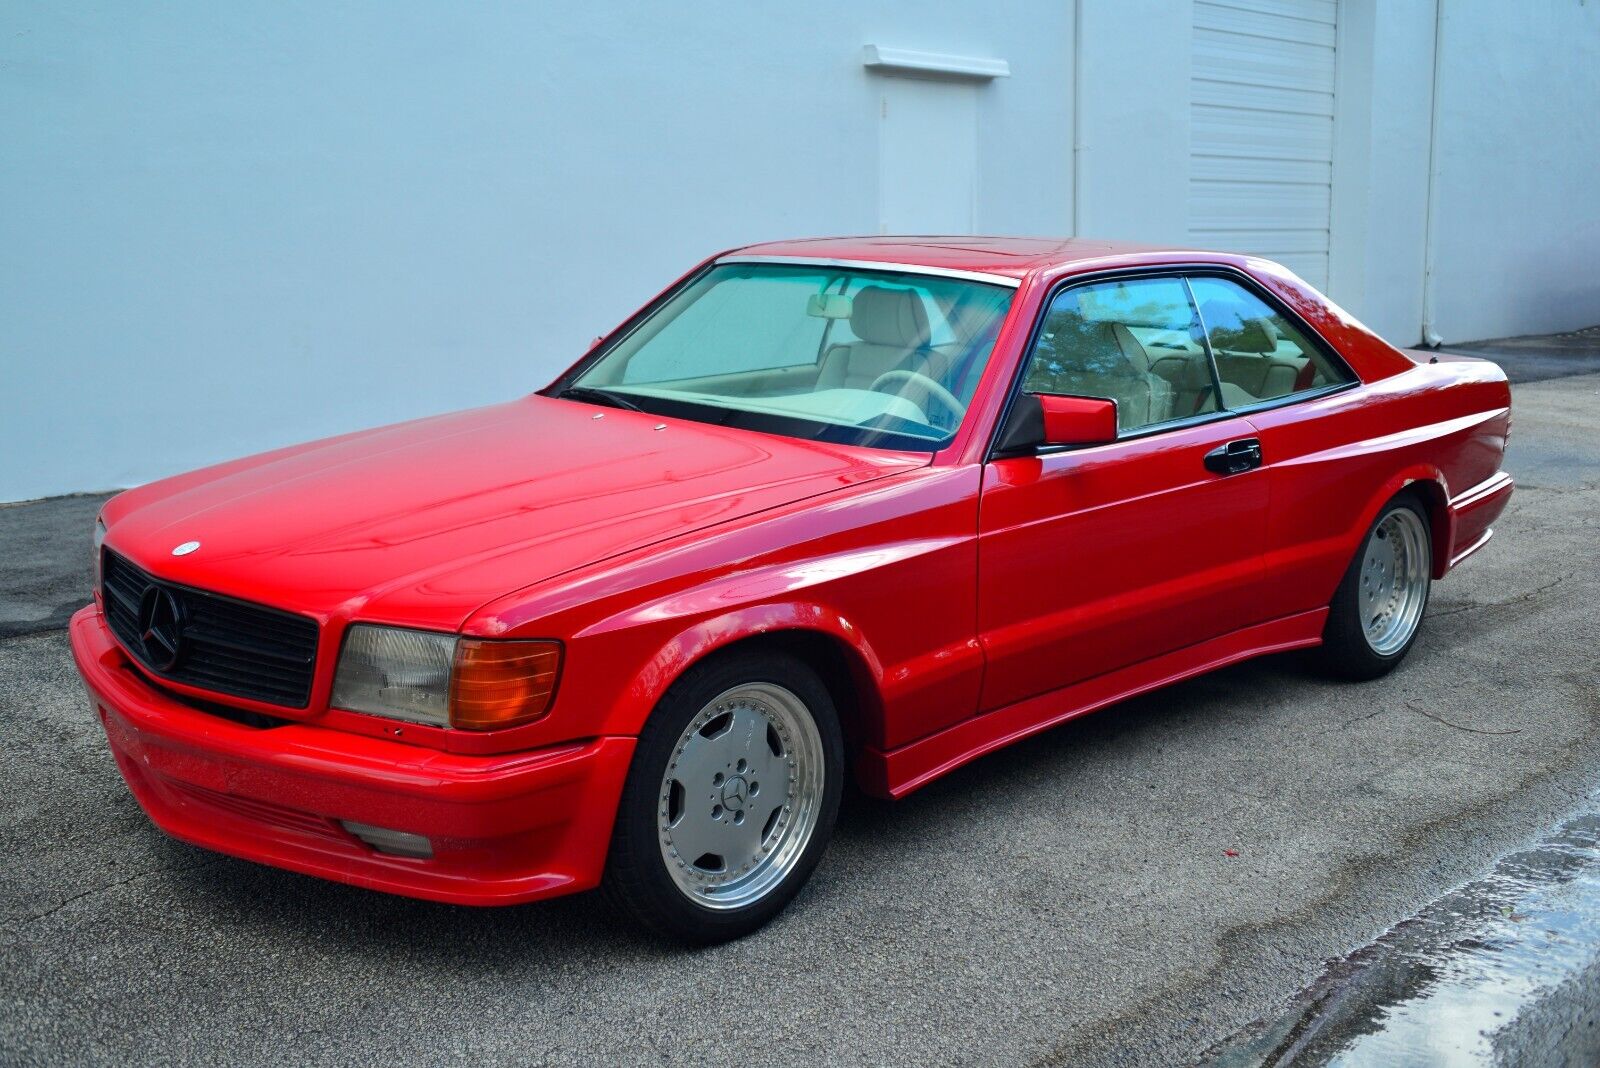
(726, 235, 1239, 282)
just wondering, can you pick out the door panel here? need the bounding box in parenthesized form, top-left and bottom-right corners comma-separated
(977, 417, 1268, 711)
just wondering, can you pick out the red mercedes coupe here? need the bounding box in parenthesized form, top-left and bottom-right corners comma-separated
(73, 237, 1513, 941)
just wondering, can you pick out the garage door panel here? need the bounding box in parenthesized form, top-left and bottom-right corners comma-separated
(1192, 77, 1333, 119)
(1189, 0, 1337, 290)
(1191, 154, 1330, 185)
(1194, 30, 1336, 89)
(1192, 104, 1335, 161)
(1192, 181, 1331, 226)
(1198, 0, 1336, 27)
(1194, 3, 1336, 48)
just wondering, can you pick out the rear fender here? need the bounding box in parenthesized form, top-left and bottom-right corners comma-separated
(1349, 464, 1455, 581)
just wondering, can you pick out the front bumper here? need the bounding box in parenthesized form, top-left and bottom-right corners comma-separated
(70, 606, 634, 906)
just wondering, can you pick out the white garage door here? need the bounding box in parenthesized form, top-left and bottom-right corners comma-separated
(1189, 0, 1338, 289)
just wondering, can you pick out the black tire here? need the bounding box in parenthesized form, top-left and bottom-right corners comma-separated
(601, 649, 844, 944)
(1317, 493, 1432, 680)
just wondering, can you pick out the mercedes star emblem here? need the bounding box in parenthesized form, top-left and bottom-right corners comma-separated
(136, 585, 186, 671)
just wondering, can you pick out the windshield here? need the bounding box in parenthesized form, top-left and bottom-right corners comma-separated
(562, 262, 1015, 451)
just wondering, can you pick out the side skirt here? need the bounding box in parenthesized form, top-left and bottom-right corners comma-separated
(857, 608, 1329, 799)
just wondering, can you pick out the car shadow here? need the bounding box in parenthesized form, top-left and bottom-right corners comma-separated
(169, 648, 1321, 959)
(830, 650, 1319, 839)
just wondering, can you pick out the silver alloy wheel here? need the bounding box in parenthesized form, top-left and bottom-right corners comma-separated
(1357, 507, 1431, 656)
(657, 682, 826, 911)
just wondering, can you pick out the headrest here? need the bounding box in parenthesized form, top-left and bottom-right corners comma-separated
(1200, 300, 1276, 353)
(1109, 322, 1153, 373)
(1082, 321, 1147, 377)
(1041, 315, 1146, 378)
(850, 286, 931, 348)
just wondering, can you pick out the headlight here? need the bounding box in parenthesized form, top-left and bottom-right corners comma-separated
(330, 624, 560, 731)
(93, 516, 107, 587)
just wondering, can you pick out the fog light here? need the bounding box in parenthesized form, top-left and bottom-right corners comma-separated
(340, 820, 433, 859)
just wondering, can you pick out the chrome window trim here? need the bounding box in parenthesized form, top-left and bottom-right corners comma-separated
(715, 254, 1023, 289)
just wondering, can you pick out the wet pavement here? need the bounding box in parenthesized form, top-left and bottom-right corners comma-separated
(1183, 324, 1600, 1067)
(1204, 794, 1600, 1066)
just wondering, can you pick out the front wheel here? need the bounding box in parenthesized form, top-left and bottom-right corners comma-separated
(1318, 495, 1432, 679)
(602, 650, 844, 943)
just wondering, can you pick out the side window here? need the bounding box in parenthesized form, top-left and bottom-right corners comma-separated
(1188, 276, 1352, 405)
(1023, 276, 1215, 433)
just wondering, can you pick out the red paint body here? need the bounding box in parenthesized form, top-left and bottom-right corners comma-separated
(72, 237, 1513, 905)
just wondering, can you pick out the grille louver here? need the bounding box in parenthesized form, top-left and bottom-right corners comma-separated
(101, 549, 319, 708)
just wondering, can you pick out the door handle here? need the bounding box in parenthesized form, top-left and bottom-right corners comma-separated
(1204, 438, 1263, 475)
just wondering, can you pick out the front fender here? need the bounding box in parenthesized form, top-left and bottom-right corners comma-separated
(605, 601, 886, 739)
(467, 465, 983, 757)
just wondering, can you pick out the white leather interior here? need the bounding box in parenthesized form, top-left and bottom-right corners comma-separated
(1214, 354, 1310, 400)
(1217, 381, 1258, 408)
(817, 286, 948, 391)
(1198, 298, 1311, 404)
(1033, 319, 1175, 430)
(1147, 349, 1220, 414)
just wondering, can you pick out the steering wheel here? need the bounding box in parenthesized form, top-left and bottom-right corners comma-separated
(867, 369, 965, 425)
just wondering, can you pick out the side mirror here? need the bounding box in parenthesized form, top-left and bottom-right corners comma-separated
(995, 392, 1119, 453)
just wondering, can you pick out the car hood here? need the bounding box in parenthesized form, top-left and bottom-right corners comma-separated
(102, 396, 926, 630)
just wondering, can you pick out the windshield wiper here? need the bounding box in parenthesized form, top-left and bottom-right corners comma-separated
(555, 385, 644, 412)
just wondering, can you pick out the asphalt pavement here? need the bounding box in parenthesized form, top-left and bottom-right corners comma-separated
(2, 340, 1598, 1066)
(1440, 325, 1600, 384)
(0, 493, 106, 638)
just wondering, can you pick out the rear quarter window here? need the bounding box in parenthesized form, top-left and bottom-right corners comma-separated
(1188, 276, 1352, 404)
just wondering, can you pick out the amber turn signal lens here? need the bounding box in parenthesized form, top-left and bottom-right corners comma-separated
(448, 640, 561, 730)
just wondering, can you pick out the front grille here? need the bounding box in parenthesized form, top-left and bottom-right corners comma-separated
(101, 549, 319, 708)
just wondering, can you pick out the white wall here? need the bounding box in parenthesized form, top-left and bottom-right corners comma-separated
(0, 3, 1071, 501)
(1327, 0, 1437, 344)
(5, 2, 1598, 501)
(1074, 0, 1193, 243)
(1424, 0, 1600, 343)
(1071, 0, 1600, 348)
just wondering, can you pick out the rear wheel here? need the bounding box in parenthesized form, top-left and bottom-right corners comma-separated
(602, 650, 843, 943)
(1318, 495, 1432, 679)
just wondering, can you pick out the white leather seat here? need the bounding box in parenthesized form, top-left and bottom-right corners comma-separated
(1031, 318, 1174, 430)
(817, 286, 947, 391)
(1148, 348, 1221, 415)
(1199, 299, 1309, 403)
